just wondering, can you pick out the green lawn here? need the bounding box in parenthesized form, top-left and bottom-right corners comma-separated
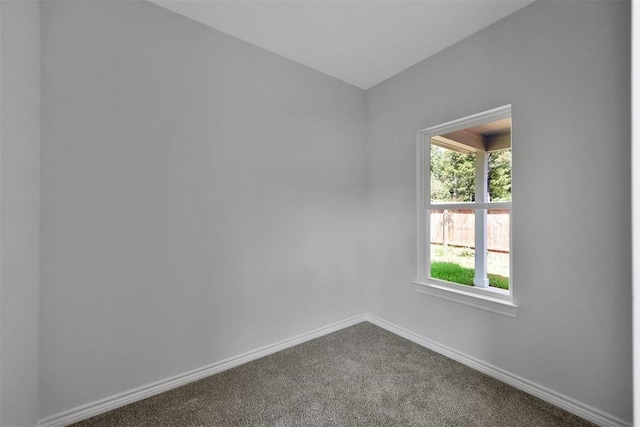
(430, 261, 509, 290)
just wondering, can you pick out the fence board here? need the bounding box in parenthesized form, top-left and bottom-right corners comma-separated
(430, 209, 510, 253)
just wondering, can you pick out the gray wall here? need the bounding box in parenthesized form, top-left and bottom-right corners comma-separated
(40, 1, 366, 417)
(0, 1, 41, 426)
(364, 0, 632, 422)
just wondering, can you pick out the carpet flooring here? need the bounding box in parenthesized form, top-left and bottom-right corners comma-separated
(72, 322, 594, 426)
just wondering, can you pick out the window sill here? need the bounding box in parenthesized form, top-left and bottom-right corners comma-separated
(411, 281, 518, 317)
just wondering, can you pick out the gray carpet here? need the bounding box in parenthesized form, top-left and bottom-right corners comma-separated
(72, 322, 594, 426)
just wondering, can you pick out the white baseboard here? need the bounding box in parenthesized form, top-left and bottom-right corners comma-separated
(36, 314, 366, 427)
(364, 313, 631, 427)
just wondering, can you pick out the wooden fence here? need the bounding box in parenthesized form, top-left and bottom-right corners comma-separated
(430, 209, 510, 253)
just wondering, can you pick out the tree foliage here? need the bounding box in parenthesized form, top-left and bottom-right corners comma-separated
(430, 147, 475, 202)
(430, 146, 511, 202)
(487, 149, 511, 201)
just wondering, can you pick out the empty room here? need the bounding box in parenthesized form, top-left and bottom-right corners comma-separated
(0, 0, 633, 426)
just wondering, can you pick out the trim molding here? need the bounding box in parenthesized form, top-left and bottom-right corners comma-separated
(364, 314, 631, 427)
(36, 314, 366, 427)
(412, 281, 518, 317)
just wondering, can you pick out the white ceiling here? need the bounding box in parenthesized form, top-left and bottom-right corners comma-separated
(148, 0, 536, 90)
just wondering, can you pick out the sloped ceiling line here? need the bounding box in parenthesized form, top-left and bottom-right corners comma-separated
(148, 0, 536, 90)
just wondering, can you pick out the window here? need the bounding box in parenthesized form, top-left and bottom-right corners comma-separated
(414, 105, 517, 316)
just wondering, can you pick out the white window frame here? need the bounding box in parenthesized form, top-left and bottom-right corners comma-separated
(413, 105, 518, 317)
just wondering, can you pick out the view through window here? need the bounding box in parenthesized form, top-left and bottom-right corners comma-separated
(428, 116, 511, 291)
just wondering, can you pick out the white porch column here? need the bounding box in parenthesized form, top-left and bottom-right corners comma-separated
(473, 151, 489, 287)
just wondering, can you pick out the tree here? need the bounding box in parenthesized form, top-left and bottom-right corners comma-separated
(488, 149, 511, 201)
(430, 146, 475, 202)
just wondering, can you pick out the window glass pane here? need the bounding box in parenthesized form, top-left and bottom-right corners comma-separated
(488, 149, 511, 202)
(430, 117, 511, 204)
(430, 145, 476, 203)
(487, 209, 510, 290)
(429, 209, 476, 286)
(429, 209, 510, 290)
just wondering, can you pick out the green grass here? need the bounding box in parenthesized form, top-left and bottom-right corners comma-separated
(430, 261, 509, 290)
